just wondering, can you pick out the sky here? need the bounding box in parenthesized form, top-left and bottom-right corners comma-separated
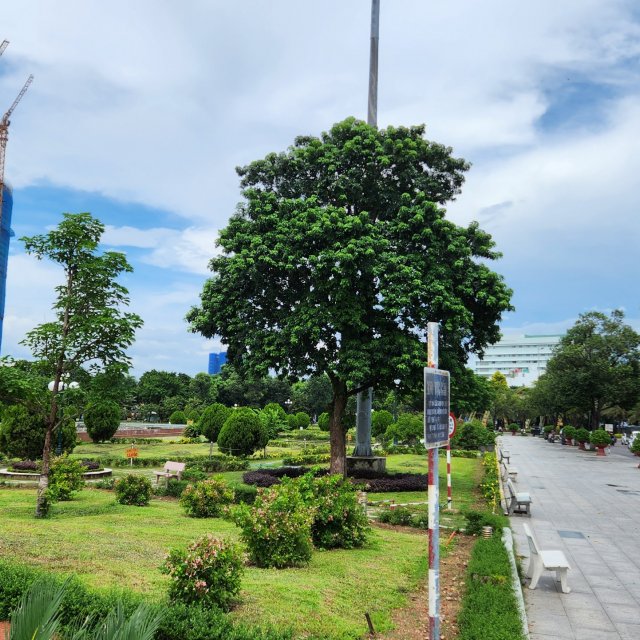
(0, 0, 639, 378)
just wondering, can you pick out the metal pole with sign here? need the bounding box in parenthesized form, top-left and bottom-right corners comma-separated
(425, 322, 449, 640)
(447, 413, 456, 510)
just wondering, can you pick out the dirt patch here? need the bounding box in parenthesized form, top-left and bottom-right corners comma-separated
(0, 620, 10, 636)
(379, 532, 475, 640)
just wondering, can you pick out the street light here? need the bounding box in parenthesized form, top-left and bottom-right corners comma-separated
(48, 379, 80, 454)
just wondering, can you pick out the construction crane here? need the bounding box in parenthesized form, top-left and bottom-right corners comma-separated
(0, 40, 34, 225)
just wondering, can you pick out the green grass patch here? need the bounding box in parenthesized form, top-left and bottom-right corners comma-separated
(457, 536, 525, 640)
(0, 487, 427, 639)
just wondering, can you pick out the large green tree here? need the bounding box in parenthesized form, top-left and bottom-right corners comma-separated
(188, 118, 512, 474)
(545, 310, 640, 428)
(21, 213, 143, 517)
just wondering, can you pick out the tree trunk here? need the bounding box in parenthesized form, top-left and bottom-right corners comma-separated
(328, 377, 348, 476)
(35, 426, 53, 518)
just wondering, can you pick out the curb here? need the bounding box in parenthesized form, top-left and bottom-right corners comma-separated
(502, 527, 530, 640)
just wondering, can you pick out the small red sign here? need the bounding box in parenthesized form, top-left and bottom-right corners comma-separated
(448, 413, 457, 438)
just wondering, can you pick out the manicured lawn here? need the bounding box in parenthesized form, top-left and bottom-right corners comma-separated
(0, 487, 428, 639)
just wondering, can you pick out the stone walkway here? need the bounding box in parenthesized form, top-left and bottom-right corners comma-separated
(504, 435, 640, 640)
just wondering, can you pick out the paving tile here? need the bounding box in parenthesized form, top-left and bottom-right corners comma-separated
(614, 622, 640, 640)
(602, 603, 640, 625)
(529, 612, 576, 638)
(565, 607, 613, 632)
(573, 630, 621, 640)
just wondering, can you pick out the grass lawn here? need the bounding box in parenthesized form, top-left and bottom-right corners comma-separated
(0, 487, 428, 639)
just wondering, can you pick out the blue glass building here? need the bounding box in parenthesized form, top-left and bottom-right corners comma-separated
(208, 351, 227, 375)
(0, 184, 13, 353)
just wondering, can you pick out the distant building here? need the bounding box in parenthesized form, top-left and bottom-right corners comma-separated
(0, 184, 13, 353)
(208, 351, 227, 375)
(469, 334, 563, 386)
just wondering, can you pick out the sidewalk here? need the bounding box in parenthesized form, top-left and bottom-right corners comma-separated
(504, 435, 640, 640)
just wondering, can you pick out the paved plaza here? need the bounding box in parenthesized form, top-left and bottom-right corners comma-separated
(505, 435, 640, 640)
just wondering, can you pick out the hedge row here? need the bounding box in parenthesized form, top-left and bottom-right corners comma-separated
(243, 468, 427, 493)
(0, 560, 291, 640)
(457, 536, 525, 640)
(74, 454, 249, 471)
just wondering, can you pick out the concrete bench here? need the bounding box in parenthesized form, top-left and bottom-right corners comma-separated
(523, 523, 571, 593)
(498, 448, 510, 465)
(154, 461, 185, 486)
(501, 461, 518, 482)
(506, 478, 531, 516)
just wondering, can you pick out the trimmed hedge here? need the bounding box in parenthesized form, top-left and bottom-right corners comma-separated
(72, 454, 249, 471)
(458, 537, 525, 640)
(0, 560, 292, 640)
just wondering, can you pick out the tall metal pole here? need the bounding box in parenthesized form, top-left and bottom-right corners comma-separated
(355, 0, 381, 456)
(367, 0, 380, 127)
(427, 322, 440, 640)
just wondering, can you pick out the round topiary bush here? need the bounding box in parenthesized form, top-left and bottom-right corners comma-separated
(115, 474, 152, 506)
(168, 410, 187, 425)
(233, 478, 314, 568)
(84, 400, 121, 443)
(162, 534, 243, 611)
(179, 477, 235, 518)
(199, 403, 231, 444)
(0, 405, 76, 459)
(217, 408, 268, 457)
(286, 414, 298, 430)
(295, 412, 311, 429)
(317, 412, 330, 432)
(563, 425, 577, 442)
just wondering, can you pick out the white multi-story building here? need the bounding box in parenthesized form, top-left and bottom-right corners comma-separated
(469, 334, 563, 386)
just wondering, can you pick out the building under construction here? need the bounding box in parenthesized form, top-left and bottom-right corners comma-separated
(0, 39, 33, 353)
(0, 183, 12, 351)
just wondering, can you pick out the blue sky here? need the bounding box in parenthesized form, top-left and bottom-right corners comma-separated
(1, 0, 639, 377)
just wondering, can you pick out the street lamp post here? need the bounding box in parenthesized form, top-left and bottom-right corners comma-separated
(48, 379, 79, 455)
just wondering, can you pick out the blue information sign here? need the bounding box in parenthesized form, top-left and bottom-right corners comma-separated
(424, 368, 450, 449)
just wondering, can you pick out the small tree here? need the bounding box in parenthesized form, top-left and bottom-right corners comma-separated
(217, 408, 267, 457)
(259, 402, 288, 439)
(168, 410, 187, 425)
(295, 411, 311, 429)
(371, 410, 394, 438)
(199, 402, 231, 457)
(317, 412, 330, 432)
(21, 213, 143, 517)
(84, 399, 121, 442)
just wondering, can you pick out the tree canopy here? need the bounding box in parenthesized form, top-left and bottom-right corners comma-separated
(544, 310, 640, 428)
(187, 118, 513, 473)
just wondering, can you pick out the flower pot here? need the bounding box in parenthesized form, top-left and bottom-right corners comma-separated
(596, 446, 606, 456)
(578, 442, 586, 450)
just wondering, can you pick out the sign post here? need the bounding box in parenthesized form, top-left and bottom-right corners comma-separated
(446, 413, 456, 510)
(425, 322, 450, 640)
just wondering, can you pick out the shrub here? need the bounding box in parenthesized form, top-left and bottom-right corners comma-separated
(286, 414, 298, 430)
(84, 400, 121, 442)
(182, 423, 201, 438)
(114, 474, 152, 506)
(295, 412, 311, 429)
(296, 473, 369, 549)
(180, 477, 234, 518)
(562, 425, 577, 441)
(9, 459, 39, 472)
(385, 412, 422, 444)
(450, 420, 495, 450)
(463, 510, 507, 536)
(199, 403, 231, 444)
(168, 410, 187, 425)
(94, 477, 115, 490)
(0, 405, 75, 459)
(575, 427, 590, 443)
(543, 425, 555, 435)
(233, 484, 258, 504)
(259, 403, 288, 439)
(371, 410, 394, 437)
(631, 437, 640, 455)
(479, 453, 500, 512)
(354, 472, 427, 493)
(317, 412, 329, 432)
(234, 478, 315, 568)
(378, 506, 413, 526)
(218, 408, 268, 457)
(162, 534, 243, 611)
(590, 429, 611, 448)
(281, 452, 331, 465)
(47, 455, 85, 502)
(80, 459, 101, 471)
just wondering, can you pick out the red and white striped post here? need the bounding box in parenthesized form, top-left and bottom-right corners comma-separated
(446, 442, 452, 510)
(427, 322, 440, 640)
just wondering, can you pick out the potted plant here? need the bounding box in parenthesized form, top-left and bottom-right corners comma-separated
(543, 425, 555, 441)
(563, 425, 577, 446)
(508, 423, 519, 436)
(630, 437, 640, 457)
(590, 429, 611, 456)
(575, 428, 590, 450)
